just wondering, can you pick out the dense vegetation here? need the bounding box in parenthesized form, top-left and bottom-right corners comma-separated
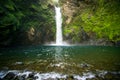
(0, 0, 120, 46)
(63, 0, 120, 44)
(0, 0, 55, 46)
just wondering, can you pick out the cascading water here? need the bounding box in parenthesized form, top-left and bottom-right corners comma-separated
(55, 4, 63, 45)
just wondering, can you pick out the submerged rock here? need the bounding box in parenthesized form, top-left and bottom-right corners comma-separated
(80, 63, 92, 69)
(66, 75, 74, 80)
(3, 72, 16, 80)
(104, 72, 120, 80)
(80, 63, 89, 68)
(27, 72, 35, 79)
(14, 62, 23, 65)
(86, 75, 103, 80)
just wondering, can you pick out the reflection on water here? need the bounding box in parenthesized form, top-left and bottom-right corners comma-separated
(0, 45, 120, 79)
(55, 47, 63, 62)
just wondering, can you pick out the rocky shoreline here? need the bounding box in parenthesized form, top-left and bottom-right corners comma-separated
(0, 70, 120, 80)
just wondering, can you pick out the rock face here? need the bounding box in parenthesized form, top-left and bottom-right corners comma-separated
(3, 72, 16, 80)
(62, 0, 77, 24)
(61, 0, 87, 24)
(27, 27, 35, 42)
(60, 0, 92, 43)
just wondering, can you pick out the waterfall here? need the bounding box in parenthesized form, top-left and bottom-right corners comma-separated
(55, 6, 63, 45)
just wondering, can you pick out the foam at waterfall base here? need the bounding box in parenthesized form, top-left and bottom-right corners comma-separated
(45, 41, 70, 46)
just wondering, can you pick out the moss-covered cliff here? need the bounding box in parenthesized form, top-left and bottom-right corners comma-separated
(61, 0, 120, 45)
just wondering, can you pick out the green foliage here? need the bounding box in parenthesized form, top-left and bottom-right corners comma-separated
(1, 0, 120, 45)
(64, 0, 120, 42)
(82, 0, 120, 41)
(0, 0, 55, 45)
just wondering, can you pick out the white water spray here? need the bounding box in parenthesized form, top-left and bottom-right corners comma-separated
(55, 4, 63, 45)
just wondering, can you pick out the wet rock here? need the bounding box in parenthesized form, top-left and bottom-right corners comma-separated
(26, 78, 33, 80)
(45, 78, 54, 80)
(82, 64, 88, 68)
(58, 78, 65, 80)
(66, 75, 74, 80)
(14, 76, 20, 80)
(3, 72, 16, 80)
(116, 41, 120, 46)
(104, 72, 120, 80)
(28, 73, 34, 78)
(104, 72, 113, 79)
(86, 76, 103, 80)
(80, 63, 90, 68)
(34, 74, 39, 80)
(27, 27, 35, 42)
(20, 74, 26, 80)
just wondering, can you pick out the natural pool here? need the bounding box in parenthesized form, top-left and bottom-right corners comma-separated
(0, 45, 120, 80)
